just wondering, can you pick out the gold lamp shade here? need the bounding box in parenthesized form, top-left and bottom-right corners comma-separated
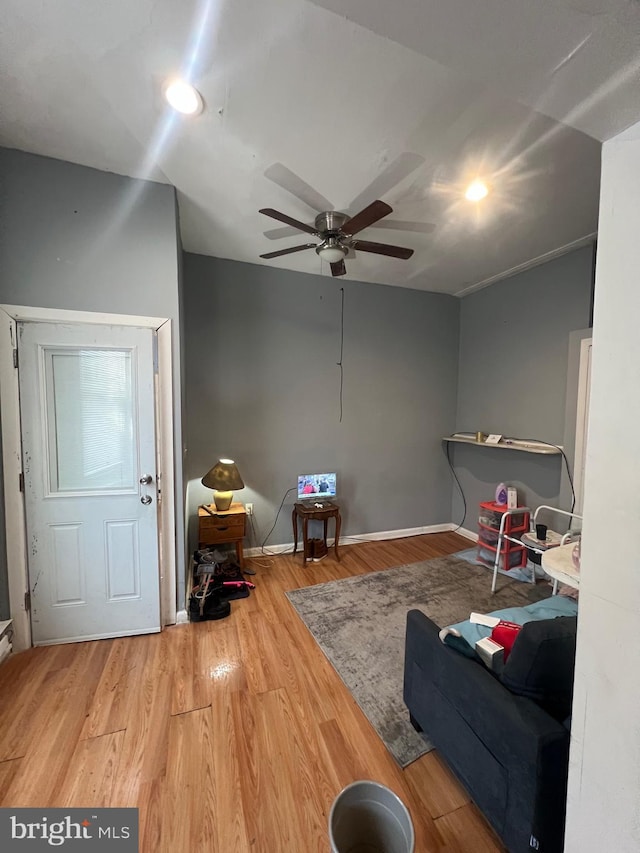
(201, 458, 244, 511)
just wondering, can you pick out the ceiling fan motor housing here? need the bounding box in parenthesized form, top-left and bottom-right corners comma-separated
(314, 211, 349, 235)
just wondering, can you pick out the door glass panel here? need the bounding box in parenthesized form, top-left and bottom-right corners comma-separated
(46, 348, 136, 492)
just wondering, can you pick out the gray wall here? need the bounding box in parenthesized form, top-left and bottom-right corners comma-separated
(183, 254, 460, 550)
(0, 147, 185, 615)
(451, 246, 594, 528)
(0, 146, 597, 623)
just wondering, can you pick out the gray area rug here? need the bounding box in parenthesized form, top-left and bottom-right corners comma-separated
(286, 554, 549, 767)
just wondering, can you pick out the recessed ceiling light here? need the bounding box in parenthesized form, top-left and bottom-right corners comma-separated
(465, 179, 489, 202)
(163, 79, 203, 115)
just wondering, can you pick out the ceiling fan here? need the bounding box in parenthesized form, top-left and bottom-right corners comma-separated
(258, 200, 414, 277)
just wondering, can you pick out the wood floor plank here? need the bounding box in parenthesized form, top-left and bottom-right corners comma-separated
(0, 757, 22, 805)
(244, 688, 310, 852)
(197, 620, 248, 696)
(56, 730, 125, 807)
(404, 750, 471, 819)
(110, 668, 172, 808)
(169, 624, 213, 716)
(235, 607, 281, 696)
(0, 531, 509, 852)
(162, 707, 217, 852)
(82, 633, 155, 738)
(208, 689, 253, 852)
(227, 689, 260, 846)
(435, 802, 507, 852)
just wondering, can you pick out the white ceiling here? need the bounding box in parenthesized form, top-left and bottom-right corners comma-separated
(2, 0, 639, 294)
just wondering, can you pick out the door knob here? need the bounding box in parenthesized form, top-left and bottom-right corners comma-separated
(141, 495, 152, 505)
(140, 474, 153, 485)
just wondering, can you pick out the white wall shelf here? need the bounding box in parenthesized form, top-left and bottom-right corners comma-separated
(443, 433, 561, 455)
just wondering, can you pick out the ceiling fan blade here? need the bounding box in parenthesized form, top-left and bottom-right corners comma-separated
(259, 208, 317, 235)
(264, 163, 333, 213)
(352, 240, 414, 260)
(263, 225, 301, 240)
(342, 200, 393, 236)
(348, 153, 425, 213)
(330, 259, 347, 277)
(260, 243, 316, 259)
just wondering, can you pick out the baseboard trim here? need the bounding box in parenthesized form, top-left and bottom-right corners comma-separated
(245, 543, 294, 557)
(456, 527, 478, 542)
(339, 522, 456, 545)
(245, 522, 472, 556)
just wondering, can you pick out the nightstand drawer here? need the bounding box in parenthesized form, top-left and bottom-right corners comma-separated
(199, 510, 245, 547)
(199, 528, 244, 547)
(200, 515, 244, 534)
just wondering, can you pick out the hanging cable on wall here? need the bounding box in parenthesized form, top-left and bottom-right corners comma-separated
(519, 439, 576, 513)
(261, 486, 296, 554)
(445, 441, 467, 532)
(337, 286, 345, 422)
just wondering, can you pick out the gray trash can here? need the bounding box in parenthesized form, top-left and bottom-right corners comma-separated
(329, 780, 415, 853)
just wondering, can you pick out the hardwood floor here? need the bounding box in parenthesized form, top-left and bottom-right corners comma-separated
(0, 532, 506, 852)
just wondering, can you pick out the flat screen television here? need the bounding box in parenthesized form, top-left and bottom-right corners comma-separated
(297, 472, 337, 502)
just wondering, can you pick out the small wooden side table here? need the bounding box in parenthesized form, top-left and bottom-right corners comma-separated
(198, 502, 246, 568)
(292, 502, 341, 566)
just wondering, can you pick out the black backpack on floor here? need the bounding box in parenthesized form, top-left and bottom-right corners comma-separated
(189, 579, 231, 622)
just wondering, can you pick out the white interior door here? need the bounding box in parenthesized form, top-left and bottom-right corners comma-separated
(18, 321, 161, 645)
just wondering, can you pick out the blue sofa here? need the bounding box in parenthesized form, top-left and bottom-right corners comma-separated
(403, 602, 577, 853)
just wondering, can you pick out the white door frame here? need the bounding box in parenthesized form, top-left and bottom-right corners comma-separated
(0, 305, 177, 651)
(573, 336, 593, 516)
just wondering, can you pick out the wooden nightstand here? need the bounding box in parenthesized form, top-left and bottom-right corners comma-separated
(198, 502, 246, 568)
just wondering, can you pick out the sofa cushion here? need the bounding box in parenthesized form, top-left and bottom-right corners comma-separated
(500, 615, 577, 720)
(440, 595, 578, 659)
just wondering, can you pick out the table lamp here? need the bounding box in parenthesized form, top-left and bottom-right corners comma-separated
(201, 458, 244, 511)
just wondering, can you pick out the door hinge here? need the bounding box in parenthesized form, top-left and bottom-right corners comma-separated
(12, 348, 18, 368)
(24, 590, 31, 612)
(19, 472, 24, 492)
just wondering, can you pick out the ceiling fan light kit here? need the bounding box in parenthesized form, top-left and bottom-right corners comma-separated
(316, 238, 348, 264)
(259, 200, 414, 277)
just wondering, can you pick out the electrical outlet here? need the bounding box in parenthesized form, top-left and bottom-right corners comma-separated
(246, 503, 253, 515)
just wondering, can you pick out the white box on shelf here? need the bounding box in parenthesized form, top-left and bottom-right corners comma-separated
(507, 486, 518, 509)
